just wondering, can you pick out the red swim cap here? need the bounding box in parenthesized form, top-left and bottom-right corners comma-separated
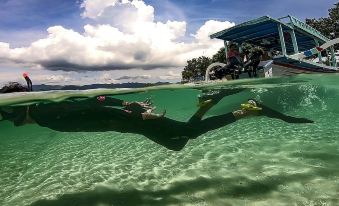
(23, 72, 29, 78)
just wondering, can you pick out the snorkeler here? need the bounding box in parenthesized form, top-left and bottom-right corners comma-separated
(0, 72, 33, 93)
(243, 47, 264, 78)
(0, 89, 313, 151)
(23, 72, 33, 91)
(0, 95, 164, 126)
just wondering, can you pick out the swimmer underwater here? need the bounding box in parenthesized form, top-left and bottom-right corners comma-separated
(0, 76, 313, 151)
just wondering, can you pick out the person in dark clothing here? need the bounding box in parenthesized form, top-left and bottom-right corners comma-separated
(226, 44, 243, 79)
(0, 89, 313, 151)
(244, 47, 264, 78)
(212, 44, 243, 80)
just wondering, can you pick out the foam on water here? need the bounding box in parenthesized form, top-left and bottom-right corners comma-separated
(0, 74, 339, 206)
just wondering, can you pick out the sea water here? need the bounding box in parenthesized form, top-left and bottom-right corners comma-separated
(0, 74, 338, 206)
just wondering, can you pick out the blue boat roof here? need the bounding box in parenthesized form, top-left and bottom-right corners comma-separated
(210, 16, 330, 53)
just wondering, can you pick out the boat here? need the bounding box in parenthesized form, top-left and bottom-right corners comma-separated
(205, 15, 339, 81)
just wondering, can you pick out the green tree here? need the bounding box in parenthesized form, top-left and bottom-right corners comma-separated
(306, 3, 339, 39)
(181, 56, 212, 82)
(211, 47, 227, 63)
(182, 48, 228, 82)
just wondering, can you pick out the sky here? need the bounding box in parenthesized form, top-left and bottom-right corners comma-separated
(0, 0, 337, 85)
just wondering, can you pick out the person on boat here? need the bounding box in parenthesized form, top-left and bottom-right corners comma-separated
(0, 88, 313, 151)
(243, 47, 264, 78)
(0, 72, 33, 93)
(214, 43, 243, 80)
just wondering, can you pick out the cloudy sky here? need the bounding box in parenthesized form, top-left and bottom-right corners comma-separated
(0, 0, 337, 85)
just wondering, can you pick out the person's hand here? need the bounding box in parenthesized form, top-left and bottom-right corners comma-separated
(136, 98, 154, 110)
(123, 98, 154, 110)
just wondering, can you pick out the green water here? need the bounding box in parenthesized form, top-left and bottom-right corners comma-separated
(1, 74, 339, 206)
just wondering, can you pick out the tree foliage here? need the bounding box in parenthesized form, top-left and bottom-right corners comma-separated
(306, 3, 339, 39)
(181, 48, 228, 82)
(306, 3, 339, 52)
(181, 56, 212, 82)
(211, 47, 227, 63)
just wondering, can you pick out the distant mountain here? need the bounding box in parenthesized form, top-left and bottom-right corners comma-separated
(32, 82, 171, 91)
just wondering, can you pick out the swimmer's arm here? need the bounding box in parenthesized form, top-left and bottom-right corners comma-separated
(96, 97, 147, 108)
(141, 110, 166, 120)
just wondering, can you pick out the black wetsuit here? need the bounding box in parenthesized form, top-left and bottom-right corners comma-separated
(28, 100, 236, 151)
(244, 51, 263, 78)
(1, 97, 236, 151)
(1, 96, 312, 151)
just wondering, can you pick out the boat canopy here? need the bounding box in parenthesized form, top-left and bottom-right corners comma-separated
(210, 16, 330, 54)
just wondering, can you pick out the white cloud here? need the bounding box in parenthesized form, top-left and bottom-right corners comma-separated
(0, 0, 234, 76)
(193, 20, 235, 44)
(81, 0, 120, 19)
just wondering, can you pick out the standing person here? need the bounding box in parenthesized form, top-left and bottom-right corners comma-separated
(244, 47, 264, 78)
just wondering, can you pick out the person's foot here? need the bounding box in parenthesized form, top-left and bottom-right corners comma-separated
(232, 99, 262, 119)
(240, 99, 262, 111)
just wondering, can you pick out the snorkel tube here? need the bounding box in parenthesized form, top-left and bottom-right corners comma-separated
(22, 72, 33, 91)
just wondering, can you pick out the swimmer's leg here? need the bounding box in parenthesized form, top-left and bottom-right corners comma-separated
(190, 88, 245, 122)
(232, 101, 314, 123)
(191, 112, 237, 137)
(259, 105, 314, 123)
(189, 100, 215, 122)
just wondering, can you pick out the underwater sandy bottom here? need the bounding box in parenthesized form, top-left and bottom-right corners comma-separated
(1, 111, 339, 206)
